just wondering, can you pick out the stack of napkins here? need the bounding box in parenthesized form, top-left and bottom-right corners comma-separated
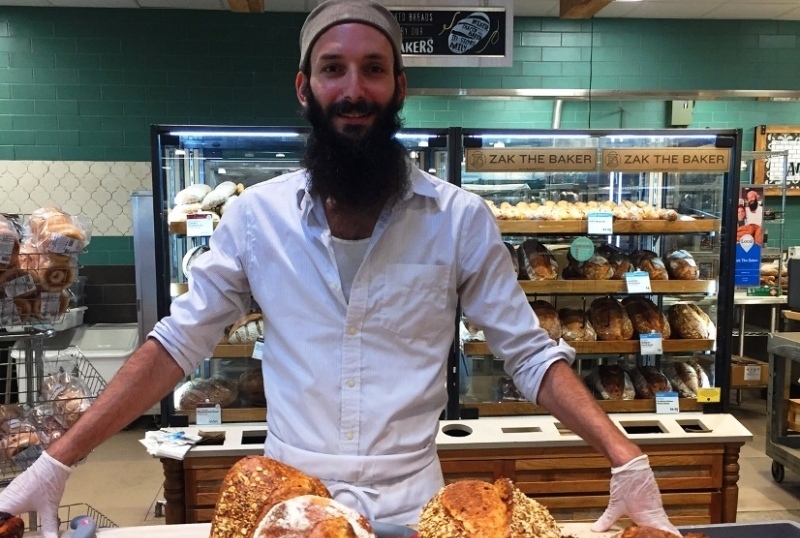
(139, 429, 203, 460)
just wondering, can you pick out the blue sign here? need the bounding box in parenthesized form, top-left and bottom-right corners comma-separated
(735, 237, 761, 286)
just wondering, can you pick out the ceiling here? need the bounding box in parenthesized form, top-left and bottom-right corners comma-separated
(0, 0, 799, 20)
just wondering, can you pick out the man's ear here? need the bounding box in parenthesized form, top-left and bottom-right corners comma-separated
(296, 71, 309, 107)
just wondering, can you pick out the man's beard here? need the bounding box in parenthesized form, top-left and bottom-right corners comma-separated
(748, 200, 759, 211)
(302, 85, 409, 212)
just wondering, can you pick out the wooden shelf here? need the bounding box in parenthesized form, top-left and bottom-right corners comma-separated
(518, 279, 716, 295)
(464, 339, 714, 355)
(497, 219, 720, 235)
(212, 343, 255, 357)
(467, 398, 703, 416)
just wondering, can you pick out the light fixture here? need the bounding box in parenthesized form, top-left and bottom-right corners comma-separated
(169, 131, 301, 138)
(218, 168, 227, 174)
(276, 153, 286, 158)
(493, 142, 506, 148)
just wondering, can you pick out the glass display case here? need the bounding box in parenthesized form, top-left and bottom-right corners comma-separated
(149, 125, 454, 426)
(454, 128, 741, 417)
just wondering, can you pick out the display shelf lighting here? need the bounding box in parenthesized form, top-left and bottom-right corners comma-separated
(168, 131, 302, 137)
(470, 134, 591, 140)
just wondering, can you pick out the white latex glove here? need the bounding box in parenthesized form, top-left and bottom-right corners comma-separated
(0, 451, 72, 538)
(592, 454, 681, 536)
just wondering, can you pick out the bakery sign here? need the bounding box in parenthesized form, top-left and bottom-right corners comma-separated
(601, 149, 731, 173)
(465, 148, 597, 172)
(754, 125, 800, 195)
(389, 0, 513, 67)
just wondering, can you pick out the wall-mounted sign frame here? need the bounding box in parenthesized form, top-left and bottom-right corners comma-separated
(389, 0, 513, 68)
(754, 125, 800, 196)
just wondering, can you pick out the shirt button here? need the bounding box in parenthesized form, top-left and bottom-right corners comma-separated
(347, 326, 357, 335)
(346, 431, 354, 440)
(330, 281, 340, 290)
(346, 379, 355, 388)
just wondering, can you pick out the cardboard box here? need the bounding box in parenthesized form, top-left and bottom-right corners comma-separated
(788, 399, 800, 432)
(730, 355, 769, 387)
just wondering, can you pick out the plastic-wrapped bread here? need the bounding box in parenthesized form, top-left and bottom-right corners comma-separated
(520, 239, 558, 280)
(686, 358, 712, 389)
(563, 251, 614, 280)
(596, 244, 632, 280)
(588, 296, 634, 341)
(629, 366, 672, 399)
(530, 300, 561, 341)
(503, 242, 519, 277)
(174, 377, 238, 411)
(667, 303, 714, 339)
(0, 215, 20, 270)
(558, 308, 596, 342)
(585, 365, 636, 400)
(630, 249, 669, 280)
(663, 361, 699, 398)
(666, 250, 699, 280)
(621, 296, 671, 338)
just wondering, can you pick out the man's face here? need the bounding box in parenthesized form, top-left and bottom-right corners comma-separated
(297, 23, 407, 139)
(747, 191, 759, 210)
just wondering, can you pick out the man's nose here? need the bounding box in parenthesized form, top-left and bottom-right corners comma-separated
(341, 70, 367, 100)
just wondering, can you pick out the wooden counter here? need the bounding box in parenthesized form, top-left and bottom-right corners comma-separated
(158, 413, 751, 526)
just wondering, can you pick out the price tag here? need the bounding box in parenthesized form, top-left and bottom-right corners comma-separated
(0, 235, 15, 265)
(655, 391, 679, 414)
(569, 237, 595, 262)
(48, 233, 83, 254)
(625, 271, 652, 294)
(195, 402, 222, 425)
(252, 337, 264, 360)
(744, 364, 762, 382)
(39, 292, 61, 320)
(0, 298, 21, 325)
(3, 273, 36, 298)
(186, 213, 214, 237)
(639, 332, 663, 355)
(587, 211, 613, 235)
(696, 387, 721, 403)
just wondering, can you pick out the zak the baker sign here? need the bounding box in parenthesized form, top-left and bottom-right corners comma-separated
(390, 3, 510, 66)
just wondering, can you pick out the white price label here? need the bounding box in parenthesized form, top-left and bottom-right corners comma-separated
(0, 235, 15, 265)
(48, 233, 82, 254)
(744, 364, 762, 382)
(195, 403, 222, 425)
(639, 332, 663, 355)
(625, 271, 652, 294)
(186, 213, 214, 237)
(587, 211, 613, 235)
(3, 273, 36, 298)
(655, 391, 680, 414)
(1, 298, 22, 325)
(252, 337, 264, 360)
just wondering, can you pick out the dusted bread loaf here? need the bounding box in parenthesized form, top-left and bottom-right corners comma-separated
(227, 312, 265, 345)
(252, 495, 375, 538)
(596, 244, 632, 279)
(630, 250, 669, 280)
(520, 239, 558, 280)
(629, 366, 672, 399)
(418, 478, 561, 538)
(210, 456, 331, 538)
(588, 297, 634, 341)
(667, 303, 714, 339)
(622, 296, 671, 338)
(530, 300, 561, 341)
(585, 365, 636, 400)
(666, 250, 699, 280)
(558, 308, 596, 342)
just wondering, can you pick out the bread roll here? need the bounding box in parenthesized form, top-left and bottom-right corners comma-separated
(175, 378, 238, 411)
(418, 478, 562, 538)
(588, 297, 634, 341)
(252, 495, 375, 538)
(630, 250, 669, 280)
(621, 296, 671, 338)
(201, 181, 239, 210)
(585, 365, 636, 400)
(667, 303, 713, 339)
(558, 308, 596, 342)
(530, 300, 560, 341)
(174, 184, 212, 205)
(666, 250, 699, 280)
(520, 239, 558, 280)
(629, 366, 672, 399)
(210, 456, 331, 538)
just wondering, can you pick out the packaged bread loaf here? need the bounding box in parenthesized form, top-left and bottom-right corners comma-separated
(667, 303, 714, 339)
(238, 367, 266, 407)
(18, 243, 77, 293)
(0, 215, 20, 270)
(558, 308, 596, 342)
(588, 296, 634, 341)
(596, 243, 632, 279)
(628, 365, 672, 399)
(663, 361, 700, 398)
(503, 242, 519, 277)
(630, 250, 669, 280)
(621, 296, 671, 338)
(686, 358, 712, 389)
(585, 365, 636, 400)
(174, 377, 238, 411)
(520, 239, 558, 280)
(530, 300, 561, 341)
(666, 249, 699, 280)
(25, 206, 88, 255)
(563, 251, 614, 280)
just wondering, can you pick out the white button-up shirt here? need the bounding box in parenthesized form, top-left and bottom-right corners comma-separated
(151, 165, 575, 523)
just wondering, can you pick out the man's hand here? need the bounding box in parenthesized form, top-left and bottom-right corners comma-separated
(0, 452, 71, 538)
(591, 454, 681, 535)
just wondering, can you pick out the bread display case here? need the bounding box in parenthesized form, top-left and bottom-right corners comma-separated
(149, 125, 454, 426)
(453, 128, 741, 417)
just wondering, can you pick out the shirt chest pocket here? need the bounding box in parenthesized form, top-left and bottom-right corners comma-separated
(376, 264, 452, 339)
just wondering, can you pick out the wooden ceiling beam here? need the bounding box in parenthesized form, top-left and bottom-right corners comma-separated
(560, 0, 614, 19)
(227, 0, 264, 13)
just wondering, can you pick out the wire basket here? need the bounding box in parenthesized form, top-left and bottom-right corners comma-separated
(0, 347, 108, 480)
(19, 502, 118, 531)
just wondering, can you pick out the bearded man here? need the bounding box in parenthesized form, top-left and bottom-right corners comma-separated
(0, 0, 678, 534)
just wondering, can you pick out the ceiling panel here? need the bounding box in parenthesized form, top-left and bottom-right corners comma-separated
(704, 3, 800, 18)
(599, 2, 718, 18)
(778, 6, 800, 20)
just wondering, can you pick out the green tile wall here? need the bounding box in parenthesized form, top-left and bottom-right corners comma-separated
(2, 7, 800, 263)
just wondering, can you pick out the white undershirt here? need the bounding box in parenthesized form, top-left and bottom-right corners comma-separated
(331, 235, 370, 302)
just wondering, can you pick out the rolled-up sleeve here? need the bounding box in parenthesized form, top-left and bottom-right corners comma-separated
(149, 196, 255, 375)
(456, 197, 575, 404)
